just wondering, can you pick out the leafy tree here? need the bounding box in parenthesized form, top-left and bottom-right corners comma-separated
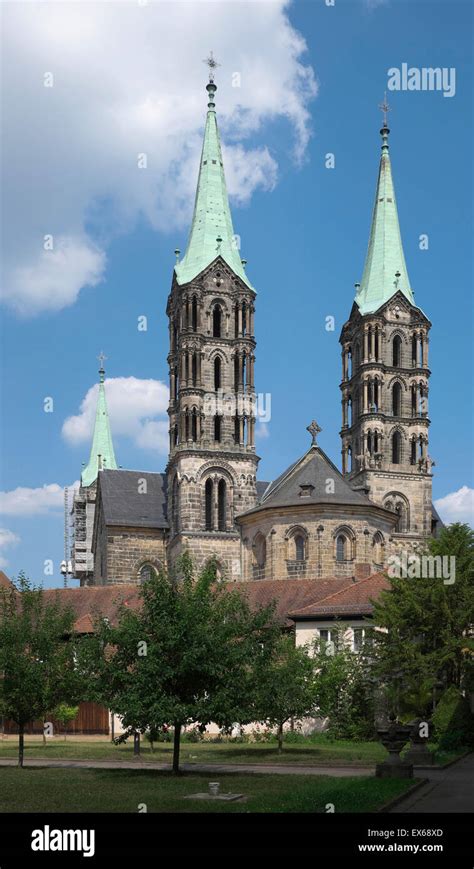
(53, 703, 79, 740)
(0, 574, 84, 766)
(372, 523, 474, 718)
(84, 555, 280, 773)
(253, 634, 318, 753)
(312, 629, 375, 739)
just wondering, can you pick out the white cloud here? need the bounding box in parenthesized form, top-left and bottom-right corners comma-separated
(0, 482, 80, 517)
(4, 235, 106, 316)
(1, 0, 317, 315)
(62, 376, 169, 453)
(434, 486, 474, 526)
(0, 528, 20, 569)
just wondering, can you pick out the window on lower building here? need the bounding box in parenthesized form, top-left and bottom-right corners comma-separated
(353, 627, 372, 652)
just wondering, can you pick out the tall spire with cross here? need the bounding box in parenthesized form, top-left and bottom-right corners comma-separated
(81, 355, 118, 487)
(354, 98, 414, 315)
(174, 54, 253, 289)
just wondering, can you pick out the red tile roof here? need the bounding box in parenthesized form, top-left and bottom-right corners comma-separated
(7, 574, 389, 633)
(0, 571, 13, 589)
(288, 573, 390, 618)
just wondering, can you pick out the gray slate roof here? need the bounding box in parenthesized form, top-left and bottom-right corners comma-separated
(99, 469, 168, 529)
(241, 445, 375, 517)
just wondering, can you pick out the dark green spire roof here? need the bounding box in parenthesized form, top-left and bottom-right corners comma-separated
(81, 357, 117, 488)
(355, 122, 414, 315)
(175, 73, 253, 289)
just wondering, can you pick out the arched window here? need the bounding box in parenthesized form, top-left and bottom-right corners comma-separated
(191, 408, 197, 442)
(411, 334, 418, 367)
(138, 563, 155, 583)
(252, 533, 266, 569)
(384, 494, 409, 533)
(392, 431, 401, 464)
(172, 475, 179, 532)
(173, 424, 178, 447)
(205, 478, 213, 531)
(354, 343, 360, 370)
(217, 479, 226, 531)
(372, 532, 384, 565)
(192, 353, 197, 386)
(295, 535, 305, 562)
(191, 296, 198, 332)
(185, 409, 190, 441)
(392, 335, 402, 367)
(410, 438, 417, 465)
(214, 415, 221, 442)
(242, 301, 247, 336)
(234, 416, 240, 444)
(336, 535, 346, 562)
(214, 356, 221, 391)
(392, 382, 402, 416)
(234, 356, 239, 390)
(212, 305, 222, 337)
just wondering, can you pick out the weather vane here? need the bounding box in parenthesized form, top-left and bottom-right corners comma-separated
(306, 419, 322, 446)
(203, 51, 220, 83)
(378, 91, 391, 127)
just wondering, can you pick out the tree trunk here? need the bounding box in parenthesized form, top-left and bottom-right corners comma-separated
(133, 731, 140, 756)
(42, 720, 46, 745)
(277, 722, 283, 755)
(172, 722, 181, 774)
(18, 723, 25, 768)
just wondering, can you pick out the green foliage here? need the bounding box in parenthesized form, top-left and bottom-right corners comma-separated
(253, 633, 319, 752)
(53, 703, 79, 737)
(431, 685, 474, 750)
(312, 630, 375, 740)
(83, 554, 281, 772)
(0, 573, 86, 764)
(372, 523, 474, 718)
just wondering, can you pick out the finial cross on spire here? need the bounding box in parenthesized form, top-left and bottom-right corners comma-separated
(306, 419, 322, 446)
(98, 351, 107, 370)
(378, 91, 391, 127)
(203, 51, 220, 83)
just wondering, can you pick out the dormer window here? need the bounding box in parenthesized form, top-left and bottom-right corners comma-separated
(299, 484, 314, 498)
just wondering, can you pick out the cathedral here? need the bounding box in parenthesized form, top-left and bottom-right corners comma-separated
(72, 72, 441, 591)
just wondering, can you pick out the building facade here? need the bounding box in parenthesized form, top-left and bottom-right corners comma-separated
(71, 74, 440, 589)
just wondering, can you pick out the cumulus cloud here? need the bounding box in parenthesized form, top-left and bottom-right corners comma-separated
(1, 0, 317, 315)
(434, 486, 474, 526)
(62, 376, 169, 453)
(0, 528, 20, 569)
(0, 483, 80, 517)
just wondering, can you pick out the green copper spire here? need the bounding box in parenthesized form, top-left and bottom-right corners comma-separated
(81, 354, 117, 488)
(175, 58, 253, 289)
(355, 108, 414, 315)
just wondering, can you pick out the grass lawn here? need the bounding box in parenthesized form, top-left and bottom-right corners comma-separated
(0, 734, 457, 766)
(0, 766, 415, 813)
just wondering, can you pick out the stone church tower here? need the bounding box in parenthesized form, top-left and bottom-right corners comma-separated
(340, 114, 433, 543)
(72, 355, 118, 583)
(165, 65, 259, 577)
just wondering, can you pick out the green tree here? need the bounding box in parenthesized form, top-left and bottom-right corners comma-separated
(312, 630, 375, 739)
(372, 523, 474, 717)
(53, 703, 79, 740)
(0, 574, 84, 766)
(85, 555, 280, 773)
(254, 633, 318, 753)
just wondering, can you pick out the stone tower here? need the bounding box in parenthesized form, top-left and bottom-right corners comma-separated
(166, 64, 258, 578)
(339, 115, 433, 543)
(72, 355, 118, 584)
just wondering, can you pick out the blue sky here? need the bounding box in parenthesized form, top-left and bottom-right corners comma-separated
(1, 0, 472, 587)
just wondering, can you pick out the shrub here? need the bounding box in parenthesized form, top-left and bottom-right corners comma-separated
(432, 686, 474, 750)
